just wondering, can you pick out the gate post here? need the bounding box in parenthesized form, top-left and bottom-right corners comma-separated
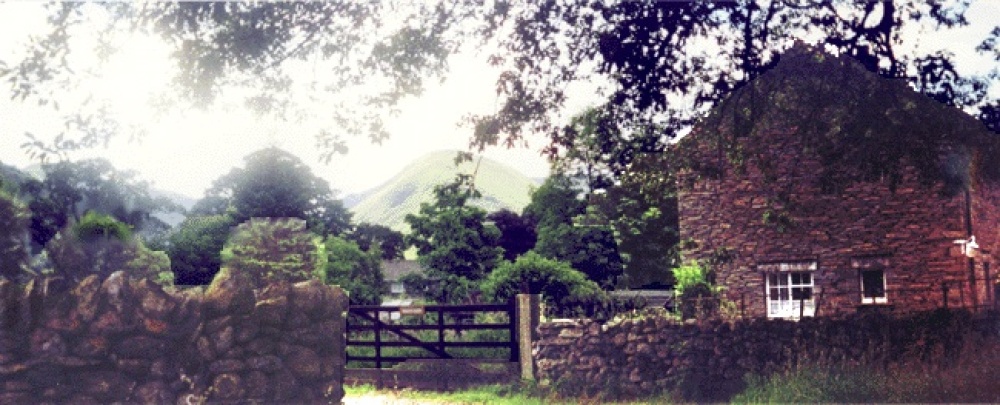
(516, 294, 541, 380)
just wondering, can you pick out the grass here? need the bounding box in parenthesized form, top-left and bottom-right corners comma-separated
(732, 336, 1000, 403)
(344, 383, 675, 405)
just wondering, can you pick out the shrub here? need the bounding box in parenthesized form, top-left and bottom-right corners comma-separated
(73, 211, 132, 242)
(167, 214, 236, 285)
(320, 236, 387, 305)
(481, 251, 605, 316)
(671, 261, 721, 319)
(46, 212, 171, 285)
(221, 217, 317, 286)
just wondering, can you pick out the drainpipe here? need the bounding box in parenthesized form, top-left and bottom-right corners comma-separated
(965, 187, 978, 310)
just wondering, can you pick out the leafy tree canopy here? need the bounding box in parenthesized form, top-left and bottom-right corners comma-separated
(486, 208, 537, 262)
(16, 158, 181, 252)
(6, 2, 998, 190)
(320, 236, 387, 305)
(404, 175, 503, 302)
(348, 223, 405, 261)
(591, 152, 680, 289)
(203, 147, 352, 236)
(524, 174, 624, 288)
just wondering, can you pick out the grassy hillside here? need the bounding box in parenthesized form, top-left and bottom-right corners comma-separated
(349, 150, 540, 232)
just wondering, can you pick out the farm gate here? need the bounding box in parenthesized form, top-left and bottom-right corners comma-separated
(344, 295, 540, 389)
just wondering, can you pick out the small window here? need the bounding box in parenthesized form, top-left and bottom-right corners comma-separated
(860, 269, 887, 304)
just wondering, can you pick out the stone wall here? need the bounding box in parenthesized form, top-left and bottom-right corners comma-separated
(972, 180, 1000, 306)
(533, 310, 988, 401)
(0, 268, 347, 404)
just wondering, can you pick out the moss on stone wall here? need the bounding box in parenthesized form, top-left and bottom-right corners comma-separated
(0, 271, 347, 404)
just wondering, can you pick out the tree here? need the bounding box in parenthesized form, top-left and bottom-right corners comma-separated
(320, 236, 387, 305)
(220, 217, 318, 287)
(486, 209, 536, 261)
(404, 175, 503, 303)
(6, 3, 998, 183)
(204, 147, 352, 236)
(543, 107, 679, 288)
(17, 158, 180, 252)
(348, 223, 405, 261)
(592, 153, 680, 289)
(189, 195, 232, 217)
(46, 211, 172, 285)
(167, 214, 237, 285)
(546, 106, 651, 196)
(0, 189, 31, 281)
(525, 175, 624, 288)
(4, 2, 483, 161)
(468, 2, 999, 159)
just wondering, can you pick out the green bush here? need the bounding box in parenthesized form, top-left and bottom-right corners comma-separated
(168, 214, 236, 285)
(73, 211, 132, 242)
(481, 251, 605, 316)
(221, 217, 317, 286)
(671, 261, 720, 319)
(46, 212, 171, 285)
(320, 236, 387, 305)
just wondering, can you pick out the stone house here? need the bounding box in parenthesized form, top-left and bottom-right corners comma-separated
(677, 46, 1000, 319)
(381, 259, 422, 297)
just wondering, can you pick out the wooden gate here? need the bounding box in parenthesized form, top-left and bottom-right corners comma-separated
(346, 301, 518, 369)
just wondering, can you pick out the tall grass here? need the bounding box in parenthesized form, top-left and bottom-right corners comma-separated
(344, 382, 674, 405)
(733, 337, 1000, 403)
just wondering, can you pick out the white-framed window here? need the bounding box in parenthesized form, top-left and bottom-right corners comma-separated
(860, 269, 887, 304)
(761, 261, 816, 319)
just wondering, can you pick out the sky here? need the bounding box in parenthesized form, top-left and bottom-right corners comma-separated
(0, 3, 571, 199)
(0, 2, 997, 200)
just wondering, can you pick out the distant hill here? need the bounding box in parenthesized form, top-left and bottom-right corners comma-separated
(150, 188, 197, 229)
(349, 150, 540, 232)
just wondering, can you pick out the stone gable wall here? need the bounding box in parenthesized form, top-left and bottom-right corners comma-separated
(972, 181, 1000, 305)
(533, 310, 991, 401)
(0, 268, 347, 404)
(677, 124, 985, 317)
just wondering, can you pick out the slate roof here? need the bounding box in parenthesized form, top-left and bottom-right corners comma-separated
(382, 260, 422, 282)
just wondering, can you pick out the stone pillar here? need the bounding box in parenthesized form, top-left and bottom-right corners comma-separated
(516, 294, 541, 380)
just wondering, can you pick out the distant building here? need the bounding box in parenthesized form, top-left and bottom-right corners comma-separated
(609, 290, 675, 311)
(678, 46, 1000, 319)
(381, 260, 422, 297)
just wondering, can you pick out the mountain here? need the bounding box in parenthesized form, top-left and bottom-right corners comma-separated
(150, 188, 198, 229)
(349, 150, 540, 232)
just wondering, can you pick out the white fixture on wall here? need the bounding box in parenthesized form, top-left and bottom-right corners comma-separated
(955, 235, 979, 258)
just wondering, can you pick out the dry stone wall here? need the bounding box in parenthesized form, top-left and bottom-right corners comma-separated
(0, 268, 347, 404)
(534, 310, 988, 401)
